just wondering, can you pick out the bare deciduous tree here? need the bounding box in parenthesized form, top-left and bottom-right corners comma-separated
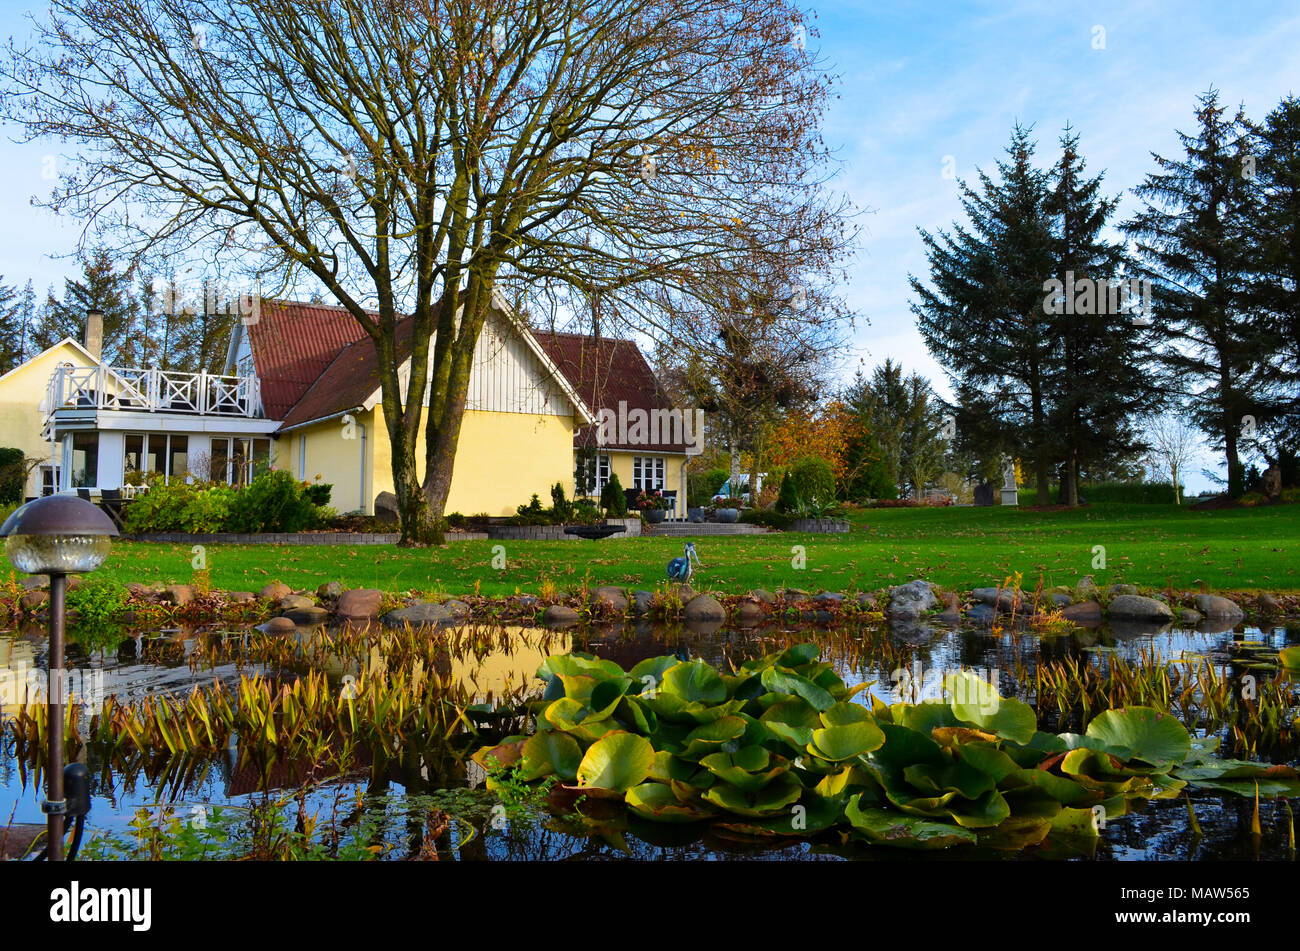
(1143, 413, 1198, 504)
(4, 0, 856, 543)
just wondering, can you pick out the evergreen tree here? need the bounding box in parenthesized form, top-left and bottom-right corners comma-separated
(42, 248, 143, 364)
(1044, 126, 1163, 505)
(911, 125, 1058, 502)
(1125, 90, 1266, 498)
(1245, 95, 1300, 485)
(0, 277, 18, 373)
(843, 362, 945, 498)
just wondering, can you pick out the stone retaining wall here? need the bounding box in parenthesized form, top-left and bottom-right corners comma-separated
(791, 518, 851, 533)
(130, 531, 488, 545)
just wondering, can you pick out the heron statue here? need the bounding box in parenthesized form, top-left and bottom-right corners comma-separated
(667, 542, 702, 582)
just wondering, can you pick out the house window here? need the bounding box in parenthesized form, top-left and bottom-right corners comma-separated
(632, 456, 665, 490)
(124, 434, 189, 484)
(40, 465, 59, 497)
(209, 436, 272, 485)
(574, 451, 611, 497)
(597, 454, 611, 491)
(70, 433, 99, 488)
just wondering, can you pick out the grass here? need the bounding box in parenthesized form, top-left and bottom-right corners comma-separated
(7, 503, 1297, 598)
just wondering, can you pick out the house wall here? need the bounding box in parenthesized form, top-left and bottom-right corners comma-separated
(0, 341, 98, 498)
(371, 407, 578, 517)
(604, 451, 688, 512)
(282, 413, 372, 514)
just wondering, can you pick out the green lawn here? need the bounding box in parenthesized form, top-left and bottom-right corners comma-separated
(12, 503, 1297, 599)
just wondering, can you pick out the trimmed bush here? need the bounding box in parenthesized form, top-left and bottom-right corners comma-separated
(740, 507, 795, 530)
(123, 481, 236, 533)
(601, 473, 628, 517)
(776, 456, 837, 514)
(226, 470, 319, 532)
(0, 447, 24, 504)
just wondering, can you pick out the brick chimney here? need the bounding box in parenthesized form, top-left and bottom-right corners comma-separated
(84, 309, 104, 360)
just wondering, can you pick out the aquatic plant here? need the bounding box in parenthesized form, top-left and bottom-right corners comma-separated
(473, 644, 1300, 849)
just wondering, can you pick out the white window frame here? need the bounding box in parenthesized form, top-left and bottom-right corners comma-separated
(633, 456, 665, 490)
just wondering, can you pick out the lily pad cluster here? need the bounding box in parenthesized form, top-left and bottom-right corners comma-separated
(473, 644, 1300, 849)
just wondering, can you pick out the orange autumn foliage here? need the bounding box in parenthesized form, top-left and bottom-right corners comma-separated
(767, 401, 865, 486)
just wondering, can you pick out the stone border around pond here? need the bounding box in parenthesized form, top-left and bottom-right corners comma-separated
(127, 531, 489, 545)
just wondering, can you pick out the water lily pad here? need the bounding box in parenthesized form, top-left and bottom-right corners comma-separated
(1280, 646, 1300, 672)
(576, 731, 655, 792)
(809, 720, 886, 762)
(662, 660, 727, 704)
(518, 731, 582, 781)
(844, 795, 977, 849)
(1084, 706, 1191, 767)
(945, 671, 1037, 745)
(624, 782, 715, 822)
(679, 716, 748, 760)
(761, 666, 835, 711)
(701, 773, 804, 817)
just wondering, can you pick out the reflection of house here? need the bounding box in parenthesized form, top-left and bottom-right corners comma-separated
(532, 332, 697, 514)
(23, 298, 692, 516)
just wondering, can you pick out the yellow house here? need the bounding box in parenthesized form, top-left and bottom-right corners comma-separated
(29, 295, 696, 517)
(0, 336, 101, 498)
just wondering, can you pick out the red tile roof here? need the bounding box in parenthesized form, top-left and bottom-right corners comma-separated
(531, 331, 688, 453)
(247, 300, 375, 420)
(277, 319, 415, 431)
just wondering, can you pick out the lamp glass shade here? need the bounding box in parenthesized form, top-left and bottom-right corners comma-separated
(4, 533, 113, 575)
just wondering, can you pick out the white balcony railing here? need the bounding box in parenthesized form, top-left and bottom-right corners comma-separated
(44, 364, 263, 419)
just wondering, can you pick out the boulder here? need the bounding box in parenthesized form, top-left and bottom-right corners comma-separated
(228, 591, 256, 603)
(592, 586, 629, 613)
(125, 582, 153, 599)
(780, 587, 811, 602)
(631, 591, 655, 615)
(373, 491, 401, 523)
(1193, 594, 1244, 620)
(734, 601, 765, 626)
(1062, 601, 1103, 624)
(749, 589, 776, 605)
(936, 604, 961, 625)
(888, 580, 938, 620)
(1108, 583, 1139, 597)
(1049, 593, 1072, 608)
(383, 602, 452, 629)
(316, 581, 343, 599)
(283, 604, 330, 625)
(265, 616, 296, 633)
(260, 581, 292, 601)
(971, 587, 1020, 612)
(336, 588, 383, 619)
(964, 603, 997, 625)
(683, 594, 726, 622)
(1076, 575, 1099, 598)
(279, 594, 315, 612)
(542, 604, 581, 626)
(813, 591, 844, 604)
(1107, 595, 1174, 622)
(1179, 609, 1203, 625)
(1257, 593, 1281, 615)
(856, 593, 879, 611)
(670, 584, 695, 602)
(162, 584, 194, 606)
(20, 590, 48, 611)
(443, 599, 471, 619)
(19, 576, 46, 591)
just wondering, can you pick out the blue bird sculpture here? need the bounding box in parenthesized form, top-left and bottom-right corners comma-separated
(667, 542, 701, 582)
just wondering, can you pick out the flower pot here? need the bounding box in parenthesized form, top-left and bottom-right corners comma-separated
(714, 507, 739, 523)
(644, 509, 666, 524)
(687, 507, 707, 523)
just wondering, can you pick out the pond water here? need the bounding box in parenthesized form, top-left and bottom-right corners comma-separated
(2, 613, 1297, 861)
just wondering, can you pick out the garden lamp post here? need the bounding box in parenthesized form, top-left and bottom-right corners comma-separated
(1, 495, 117, 861)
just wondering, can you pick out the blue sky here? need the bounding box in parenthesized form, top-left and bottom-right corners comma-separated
(2, 1, 1297, 490)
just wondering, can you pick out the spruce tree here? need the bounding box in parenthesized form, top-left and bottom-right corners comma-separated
(911, 125, 1058, 502)
(42, 248, 143, 364)
(1125, 90, 1265, 498)
(0, 278, 18, 373)
(1044, 126, 1162, 505)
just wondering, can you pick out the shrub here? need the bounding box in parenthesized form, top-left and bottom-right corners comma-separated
(740, 508, 794, 530)
(445, 512, 467, 529)
(703, 467, 731, 499)
(601, 473, 628, 517)
(550, 482, 573, 522)
(67, 577, 129, 626)
(0, 448, 24, 504)
(123, 481, 235, 533)
(777, 456, 837, 514)
(303, 482, 333, 506)
(226, 470, 319, 532)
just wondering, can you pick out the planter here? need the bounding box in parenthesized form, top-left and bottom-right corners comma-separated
(791, 517, 850, 533)
(643, 509, 667, 524)
(687, 507, 708, 523)
(713, 507, 739, 523)
(604, 517, 641, 537)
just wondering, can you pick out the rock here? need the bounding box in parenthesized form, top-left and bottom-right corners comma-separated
(1180, 609, 1203, 625)
(683, 594, 726, 621)
(443, 599, 471, 619)
(279, 594, 315, 612)
(19, 576, 46, 591)
(283, 605, 330, 624)
(888, 580, 938, 620)
(317, 581, 343, 599)
(1257, 593, 1281, 614)
(631, 590, 654, 615)
(374, 491, 401, 523)
(228, 591, 256, 603)
(734, 601, 765, 626)
(260, 581, 292, 601)
(964, 603, 997, 625)
(592, 586, 629, 613)
(973, 483, 995, 506)
(1107, 594, 1174, 621)
(542, 604, 581, 626)
(936, 605, 961, 625)
(1193, 593, 1244, 620)
(1062, 601, 1104, 624)
(125, 582, 153, 599)
(1076, 576, 1099, 598)
(162, 584, 194, 606)
(516, 594, 539, 610)
(1261, 465, 1282, 499)
(20, 590, 48, 611)
(1049, 593, 1072, 608)
(1108, 583, 1139, 597)
(813, 591, 844, 604)
(750, 589, 776, 604)
(670, 584, 695, 602)
(383, 602, 452, 629)
(856, 593, 878, 611)
(971, 587, 1020, 612)
(265, 616, 296, 633)
(336, 588, 383, 619)
(780, 588, 811, 602)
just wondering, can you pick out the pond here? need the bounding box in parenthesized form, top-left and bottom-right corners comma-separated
(1, 613, 1297, 861)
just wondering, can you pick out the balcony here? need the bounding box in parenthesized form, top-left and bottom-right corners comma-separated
(44, 364, 263, 421)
